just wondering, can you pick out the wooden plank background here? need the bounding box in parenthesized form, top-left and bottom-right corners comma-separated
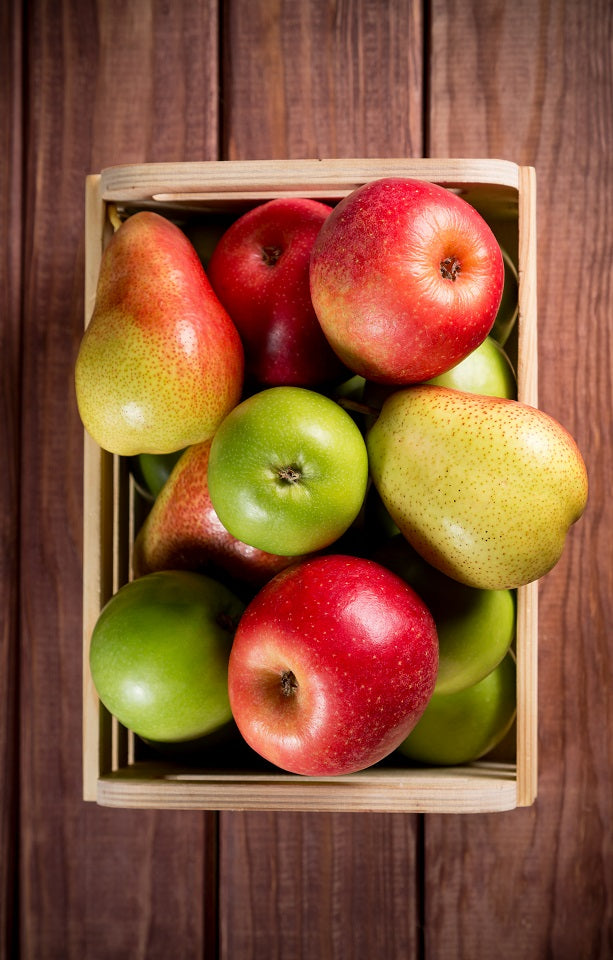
(2, 0, 611, 957)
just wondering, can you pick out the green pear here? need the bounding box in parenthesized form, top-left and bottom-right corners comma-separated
(75, 211, 244, 456)
(366, 385, 588, 590)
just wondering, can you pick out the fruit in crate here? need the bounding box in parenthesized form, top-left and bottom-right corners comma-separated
(208, 197, 347, 387)
(207, 386, 369, 556)
(309, 177, 504, 384)
(367, 385, 589, 590)
(426, 335, 516, 398)
(132, 449, 185, 499)
(133, 439, 304, 588)
(374, 536, 515, 694)
(490, 246, 519, 345)
(361, 333, 517, 424)
(227, 554, 439, 776)
(75, 211, 244, 456)
(396, 651, 517, 765)
(89, 570, 244, 743)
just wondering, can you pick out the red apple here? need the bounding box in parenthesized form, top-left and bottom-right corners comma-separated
(207, 197, 347, 387)
(133, 439, 303, 589)
(228, 554, 439, 776)
(309, 177, 504, 384)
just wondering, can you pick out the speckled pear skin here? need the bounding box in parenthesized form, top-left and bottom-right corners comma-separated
(133, 439, 302, 587)
(75, 212, 244, 456)
(366, 385, 588, 590)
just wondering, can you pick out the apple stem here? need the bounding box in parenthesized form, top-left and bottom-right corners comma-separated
(277, 465, 302, 484)
(261, 245, 283, 266)
(440, 256, 461, 281)
(280, 670, 298, 697)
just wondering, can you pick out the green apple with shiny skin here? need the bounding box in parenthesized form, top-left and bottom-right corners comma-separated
(89, 570, 244, 742)
(374, 534, 515, 694)
(367, 385, 588, 589)
(396, 651, 516, 765)
(207, 386, 369, 556)
(426, 335, 516, 399)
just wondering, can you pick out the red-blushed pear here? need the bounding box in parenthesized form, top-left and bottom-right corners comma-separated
(75, 211, 244, 456)
(133, 440, 303, 589)
(309, 177, 504, 384)
(366, 385, 588, 590)
(227, 554, 439, 776)
(208, 198, 347, 387)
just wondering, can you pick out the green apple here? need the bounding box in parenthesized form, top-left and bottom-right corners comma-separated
(133, 449, 185, 499)
(89, 570, 244, 742)
(333, 374, 366, 402)
(374, 535, 515, 694)
(396, 651, 516, 766)
(426, 335, 516, 399)
(207, 386, 369, 556)
(490, 246, 518, 346)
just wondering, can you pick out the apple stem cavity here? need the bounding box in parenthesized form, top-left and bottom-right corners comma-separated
(277, 465, 302, 484)
(261, 245, 283, 267)
(440, 255, 461, 281)
(280, 670, 298, 697)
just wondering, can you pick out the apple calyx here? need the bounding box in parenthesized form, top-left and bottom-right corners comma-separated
(280, 670, 298, 697)
(440, 256, 461, 282)
(262, 245, 283, 266)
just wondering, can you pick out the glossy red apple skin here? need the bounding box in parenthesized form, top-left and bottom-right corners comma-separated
(309, 177, 504, 384)
(133, 440, 303, 589)
(228, 554, 439, 776)
(208, 198, 347, 387)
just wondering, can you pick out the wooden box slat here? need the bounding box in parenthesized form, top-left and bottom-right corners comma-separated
(82, 158, 538, 812)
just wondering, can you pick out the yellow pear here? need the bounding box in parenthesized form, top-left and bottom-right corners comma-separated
(75, 211, 244, 456)
(366, 386, 588, 589)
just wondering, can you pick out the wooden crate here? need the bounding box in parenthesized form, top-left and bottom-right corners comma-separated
(82, 159, 538, 812)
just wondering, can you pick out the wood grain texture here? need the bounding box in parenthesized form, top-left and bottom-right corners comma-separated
(426, 0, 613, 957)
(17, 1, 220, 957)
(1, 2, 22, 957)
(219, 812, 420, 960)
(222, 0, 423, 160)
(7, 0, 611, 956)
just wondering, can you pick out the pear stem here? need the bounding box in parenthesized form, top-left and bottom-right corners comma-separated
(108, 204, 123, 232)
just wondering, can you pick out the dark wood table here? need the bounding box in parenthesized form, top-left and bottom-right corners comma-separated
(2, 1, 611, 957)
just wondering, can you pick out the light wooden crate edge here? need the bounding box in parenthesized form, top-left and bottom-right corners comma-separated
(82, 158, 537, 811)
